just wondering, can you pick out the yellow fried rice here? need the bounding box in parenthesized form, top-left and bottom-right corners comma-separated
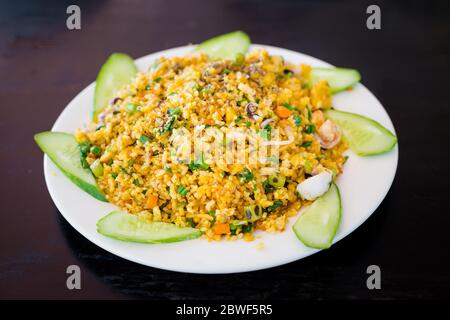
(75, 49, 347, 241)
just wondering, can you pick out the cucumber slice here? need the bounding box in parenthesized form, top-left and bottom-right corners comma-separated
(93, 53, 137, 120)
(34, 132, 107, 202)
(195, 31, 251, 60)
(97, 211, 202, 243)
(311, 68, 361, 94)
(293, 183, 341, 249)
(325, 109, 397, 156)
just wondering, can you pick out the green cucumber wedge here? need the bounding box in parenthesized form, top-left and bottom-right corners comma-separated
(311, 67, 361, 94)
(97, 211, 202, 243)
(293, 183, 341, 249)
(325, 109, 397, 156)
(195, 31, 251, 60)
(93, 53, 137, 120)
(34, 132, 107, 202)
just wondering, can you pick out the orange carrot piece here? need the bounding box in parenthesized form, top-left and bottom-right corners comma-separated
(203, 118, 214, 125)
(213, 223, 230, 235)
(275, 105, 292, 118)
(146, 194, 158, 209)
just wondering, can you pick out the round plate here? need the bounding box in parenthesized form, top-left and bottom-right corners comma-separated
(44, 44, 398, 274)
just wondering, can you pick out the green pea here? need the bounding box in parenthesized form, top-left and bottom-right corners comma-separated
(90, 145, 102, 156)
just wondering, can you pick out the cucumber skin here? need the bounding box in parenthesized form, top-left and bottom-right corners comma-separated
(311, 68, 361, 94)
(293, 183, 341, 249)
(325, 109, 398, 156)
(96, 211, 202, 244)
(93, 53, 137, 120)
(34, 132, 107, 202)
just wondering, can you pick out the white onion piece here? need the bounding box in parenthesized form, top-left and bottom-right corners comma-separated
(296, 170, 333, 200)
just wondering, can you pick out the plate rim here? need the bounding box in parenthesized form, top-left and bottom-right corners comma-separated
(43, 44, 398, 274)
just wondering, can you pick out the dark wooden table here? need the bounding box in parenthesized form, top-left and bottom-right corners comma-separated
(0, 0, 449, 300)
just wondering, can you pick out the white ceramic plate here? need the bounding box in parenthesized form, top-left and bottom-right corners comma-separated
(44, 44, 398, 274)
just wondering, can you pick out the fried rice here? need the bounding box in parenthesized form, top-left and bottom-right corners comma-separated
(75, 49, 347, 241)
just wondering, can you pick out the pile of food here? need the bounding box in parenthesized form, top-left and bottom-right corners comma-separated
(35, 31, 397, 248)
(76, 48, 347, 241)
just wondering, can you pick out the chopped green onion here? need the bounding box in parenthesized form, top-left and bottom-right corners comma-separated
(266, 200, 283, 213)
(153, 77, 162, 83)
(90, 145, 102, 156)
(177, 185, 189, 196)
(245, 121, 251, 128)
(294, 115, 301, 127)
(111, 173, 118, 179)
(300, 141, 312, 148)
(284, 70, 294, 78)
(242, 223, 253, 233)
(239, 168, 254, 182)
(268, 175, 286, 188)
(80, 156, 89, 169)
(209, 210, 216, 224)
(186, 218, 195, 228)
(188, 153, 209, 171)
(282, 102, 297, 111)
(305, 124, 315, 134)
(223, 68, 231, 75)
(244, 205, 263, 222)
(139, 135, 152, 144)
(237, 98, 247, 106)
(164, 165, 172, 173)
(234, 114, 243, 124)
(167, 107, 181, 116)
(263, 180, 275, 193)
(145, 84, 151, 90)
(159, 116, 176, 134)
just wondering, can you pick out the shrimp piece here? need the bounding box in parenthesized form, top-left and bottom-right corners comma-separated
(311, 110, 325, 127)
(315, 119, 341, 149)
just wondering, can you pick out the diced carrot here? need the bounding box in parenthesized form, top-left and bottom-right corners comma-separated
(213, 223, 230, 235)
(203, 118, 214, 125)
(146, 194, 158, 209)
(275, 105, 292, 118)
